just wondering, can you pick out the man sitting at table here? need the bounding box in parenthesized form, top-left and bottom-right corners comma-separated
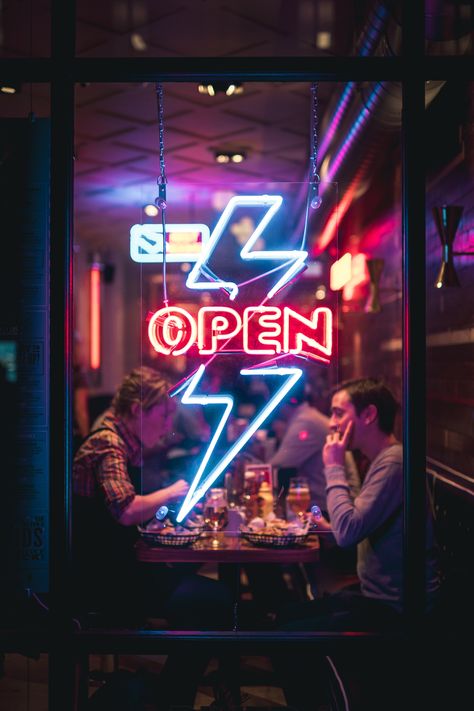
(276, 378, 441, 710)
(281, 377, 439, 628)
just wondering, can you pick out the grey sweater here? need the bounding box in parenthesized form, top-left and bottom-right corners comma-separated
(325, 444, 439, 611)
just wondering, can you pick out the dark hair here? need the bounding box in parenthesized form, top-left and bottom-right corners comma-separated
(112, 366, 171, 417)
(334, 378, 398, 435)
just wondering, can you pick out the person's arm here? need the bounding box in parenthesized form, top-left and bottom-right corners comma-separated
(119, 479, 189, 526)
(325, 460, 402, 547)
(96, 443, 189, 526)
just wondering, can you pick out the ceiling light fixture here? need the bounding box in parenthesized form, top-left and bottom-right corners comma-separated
(433, 205, 474, 288)
(1, 83, 20, 95)
(198, 82, 243, 97)
(130, 32, 148, 51)
(215, 151, 246, 164)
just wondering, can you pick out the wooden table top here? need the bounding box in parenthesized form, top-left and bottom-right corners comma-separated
(136, 532, 320, 564)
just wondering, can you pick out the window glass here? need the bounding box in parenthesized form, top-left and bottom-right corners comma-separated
(426, 81, 474, 628)
(72, 81, 407, 651)
(0, 0, 50, 57)
(76, 0, 402, 59)
(425, 0, 473, 56)
(0, 86, 51, 631)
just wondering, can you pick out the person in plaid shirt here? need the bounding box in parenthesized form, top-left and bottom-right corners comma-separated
(72, 366, 231, 629)
(73, 366, 189, 526)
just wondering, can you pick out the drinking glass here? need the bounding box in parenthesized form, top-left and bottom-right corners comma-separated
(286, 477, 311, 521)
(204, 488, 229, 547)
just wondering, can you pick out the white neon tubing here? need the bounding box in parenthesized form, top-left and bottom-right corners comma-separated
(130, 223, 210, 263)
(186, 195, 307, 301)
(176, 366, 303, 521)
(177, 365, 234, 519)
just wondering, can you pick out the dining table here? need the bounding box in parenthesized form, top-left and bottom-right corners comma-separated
(135, 530, 321, 565)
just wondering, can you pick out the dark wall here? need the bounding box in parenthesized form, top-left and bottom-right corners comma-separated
(337, 81, 474, 596)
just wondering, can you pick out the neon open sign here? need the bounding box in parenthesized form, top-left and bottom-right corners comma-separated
(148, 305, 332, 363)
(131, 192, 334, 521)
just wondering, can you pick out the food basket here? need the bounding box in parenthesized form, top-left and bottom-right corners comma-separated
(138, 526, 201, 547)
(240, 529, 309, 548)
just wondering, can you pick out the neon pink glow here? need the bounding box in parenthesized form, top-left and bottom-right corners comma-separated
(148, 305, 333, 363)
(147, 307, 197, 356)
(90, 265, 101, 370)
(198, 307, 242, 354)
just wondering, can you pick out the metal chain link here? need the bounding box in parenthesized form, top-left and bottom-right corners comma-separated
(156, 83, 167, 188)
(310, 82, 319, 180)
(155, 83, 168, 304)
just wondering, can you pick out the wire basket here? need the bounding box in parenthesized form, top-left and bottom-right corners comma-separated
(138, 527, 201, 547)
(240, 529, 309, 548)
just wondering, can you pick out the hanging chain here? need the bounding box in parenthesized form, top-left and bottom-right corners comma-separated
(310, 82, 319, 181)
(309, 82, 322, 209)
(155, 83, 168, 304)
(155, 83, 168, 205)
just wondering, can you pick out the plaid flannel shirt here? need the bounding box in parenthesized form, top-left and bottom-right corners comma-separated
(73, 408, 142, 522)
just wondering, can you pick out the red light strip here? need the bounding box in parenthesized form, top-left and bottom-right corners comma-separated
(90, 265, 101, 370)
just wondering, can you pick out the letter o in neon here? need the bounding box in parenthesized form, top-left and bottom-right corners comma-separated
(148, 307, 197, 356)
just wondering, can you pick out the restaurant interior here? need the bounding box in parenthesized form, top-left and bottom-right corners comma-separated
(1, 1, 474, 709)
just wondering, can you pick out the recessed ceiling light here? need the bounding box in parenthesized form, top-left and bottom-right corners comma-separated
(198, 82, 243, 97)
(130, 33, 147, 51)
(214, 150, 247, 164)
(316, 31, 332, 50)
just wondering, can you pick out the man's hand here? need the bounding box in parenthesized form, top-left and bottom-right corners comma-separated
(323, 421, 353, 467)
(165, 479, 190, 502)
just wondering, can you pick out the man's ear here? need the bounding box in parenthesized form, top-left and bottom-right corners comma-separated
(362, 404, 378, 425)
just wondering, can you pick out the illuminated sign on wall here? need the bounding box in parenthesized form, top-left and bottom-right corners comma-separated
(130, 192, 334, 519)
(148, 305, 332, 363)
(130, 223, 210, 263)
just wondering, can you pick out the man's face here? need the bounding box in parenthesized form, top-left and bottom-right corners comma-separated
(328, 389, 359, 450)
(136, 400, 176, 448)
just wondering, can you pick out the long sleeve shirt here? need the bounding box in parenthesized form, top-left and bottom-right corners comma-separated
(325, 443, 439, 611)
(73, 408, 141, 522)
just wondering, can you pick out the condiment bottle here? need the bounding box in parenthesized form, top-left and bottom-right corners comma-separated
(258, 481, 274, 518)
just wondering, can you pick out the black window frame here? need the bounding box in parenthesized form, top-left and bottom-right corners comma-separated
(3, 1, 471, 707)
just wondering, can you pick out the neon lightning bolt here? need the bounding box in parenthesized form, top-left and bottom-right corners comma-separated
(176, 366, 303, 522)
(186, 195, 308, 301)
(177, 364, 234, 517)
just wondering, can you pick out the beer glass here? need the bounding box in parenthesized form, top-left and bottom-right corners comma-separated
(204, 488, 228, 547)
(286, 477, 311, 521)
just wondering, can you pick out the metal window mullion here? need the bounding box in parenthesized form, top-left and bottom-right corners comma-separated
(49, 0, 76, 708)
(401, 1, 426, 630)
